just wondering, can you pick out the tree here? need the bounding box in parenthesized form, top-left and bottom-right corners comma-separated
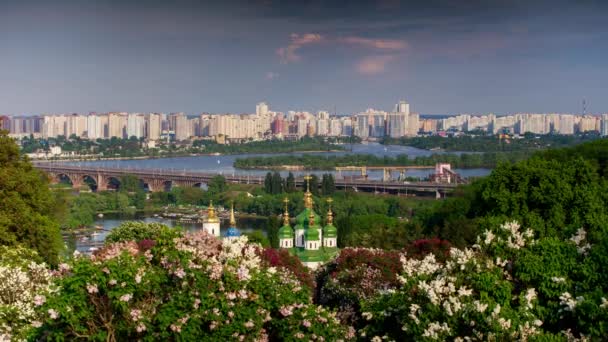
(309, 174, 320, 196)
(0, 130, 62, 265)
(264, 172, 273, 194)
(321, 173, 335, 196)
(271, 171, 283, 194)
(286, 172, 296, 192)
(208, 175, 227, 194)
(267, 214, 280, 248)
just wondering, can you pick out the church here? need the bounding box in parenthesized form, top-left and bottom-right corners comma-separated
(200, 177, 339, 269)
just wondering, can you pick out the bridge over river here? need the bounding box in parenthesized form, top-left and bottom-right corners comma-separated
(34, 163, 462, 197)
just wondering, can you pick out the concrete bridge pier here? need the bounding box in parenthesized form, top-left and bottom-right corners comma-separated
(383, 168, 391, 182)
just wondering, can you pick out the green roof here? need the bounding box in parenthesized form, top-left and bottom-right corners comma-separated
(304, 227, 320, 241)
(295, 208, 321, 227)
(323, 224, 337, 238)
(278, 225, 294, 238)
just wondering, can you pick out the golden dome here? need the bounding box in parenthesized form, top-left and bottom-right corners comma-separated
(206, 200, 220, 223)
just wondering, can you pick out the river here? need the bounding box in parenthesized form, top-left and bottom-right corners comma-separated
(62, 143, 491, 180)
(66, 214, 268, 253)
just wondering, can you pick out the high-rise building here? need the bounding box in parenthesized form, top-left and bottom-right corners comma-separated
(146, 113, 161, 141)
(127, 113, 145, 139)
(66, 114, 87, 138)
(87, 114, 104, 139)
(396, 100, 410, 114)
(601, 114, 608, 137)
(256, 102, 269, 116)
(108, 112, 127, 138)
(387, 113, 407, 137)
(0, 116, 9, 131)
(169, 113, 190, 141)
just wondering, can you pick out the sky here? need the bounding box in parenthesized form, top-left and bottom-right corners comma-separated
(1, 0, 607, 115)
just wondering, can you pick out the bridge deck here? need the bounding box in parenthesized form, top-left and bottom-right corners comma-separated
(34, 163, 461, 193)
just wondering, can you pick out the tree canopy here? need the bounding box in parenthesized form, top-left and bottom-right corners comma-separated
(0, 131, 62, 264)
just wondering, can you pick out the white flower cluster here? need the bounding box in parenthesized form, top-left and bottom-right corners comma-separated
(522, 288, 537, 310)
(569, 228, 591, 255)
(0, 261, 54, 339)
(400, 253, 441, 280)
(500, 221, 534, 250)
(220, 236, 261, 271)
(559, 292, 583, 312)
(422, 321, 451, 340)
(446, 248, 477, 271)
(387, 221, 547, 341)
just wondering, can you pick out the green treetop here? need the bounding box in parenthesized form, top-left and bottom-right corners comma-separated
(0, 130, 62, 264)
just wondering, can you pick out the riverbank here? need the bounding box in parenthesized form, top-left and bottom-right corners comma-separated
(233, 151, 529, 171)
(31, 149, 345, 163)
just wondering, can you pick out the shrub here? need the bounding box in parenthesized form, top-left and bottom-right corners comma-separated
(0, 247, 55, 341)
(33, 231, 352, 340)
(316, 248, 402, 326)
(105, 221, 182, 244)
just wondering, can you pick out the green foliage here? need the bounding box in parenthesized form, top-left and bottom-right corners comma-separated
(0, 131, 63, 265)
(381, 133, 601, 152)
(285, 172, 296, 193)
(105, 222, 182, 244)
(207, 175, 227, 194)
(234, 150, 530, 170)
(266, 215, 280, 249)
(243, 230, 270, 247)
(321, 173, 335, 196)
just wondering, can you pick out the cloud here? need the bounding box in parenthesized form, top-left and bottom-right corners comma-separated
(276, 33, 324, 63)
(340, 36, 407, 50)
(265, 71, 279, 80)
(356, 55, 395, 75)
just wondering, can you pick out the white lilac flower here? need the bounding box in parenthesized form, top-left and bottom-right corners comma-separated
(474, 301, 488, 313)
(551, 277, 566, 283)
(48, 309, 59, 319)
(559, 292, 577, 311)
(523, 288, 537, 310)
(570, 228, 586, 246)
(174, 268, 186, 279)
(130, 309, 142, 321)
(422, 322, 451, 340)
(33, 295, 46, 306)
(237, 266, 250, 281)
(86, 283, 99, 294)
(120, 293, 133, 302)
(361, 312, 373, 320)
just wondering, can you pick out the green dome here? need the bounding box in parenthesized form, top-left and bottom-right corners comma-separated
(304, 228, 320, 241)
(323, 224, 338, 238)
(278, 225, 294, 239)
(295, 208, 321, 227)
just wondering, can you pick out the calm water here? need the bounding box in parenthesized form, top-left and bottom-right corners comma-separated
(66, 213, 268, 253)
(62, 143, 491, 180)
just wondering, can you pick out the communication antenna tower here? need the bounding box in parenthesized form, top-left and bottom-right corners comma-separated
(583, 98, 587, 116)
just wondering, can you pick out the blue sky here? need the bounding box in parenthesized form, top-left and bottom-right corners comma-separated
(1, 0, 607, 115)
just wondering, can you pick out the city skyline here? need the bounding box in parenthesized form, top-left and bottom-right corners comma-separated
(1, 0, 608, 115)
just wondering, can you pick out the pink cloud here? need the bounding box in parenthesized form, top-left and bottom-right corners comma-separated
(341, 37, 407, 50)
(356, 55, 395, 75)
(276, 33, 324, 63)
